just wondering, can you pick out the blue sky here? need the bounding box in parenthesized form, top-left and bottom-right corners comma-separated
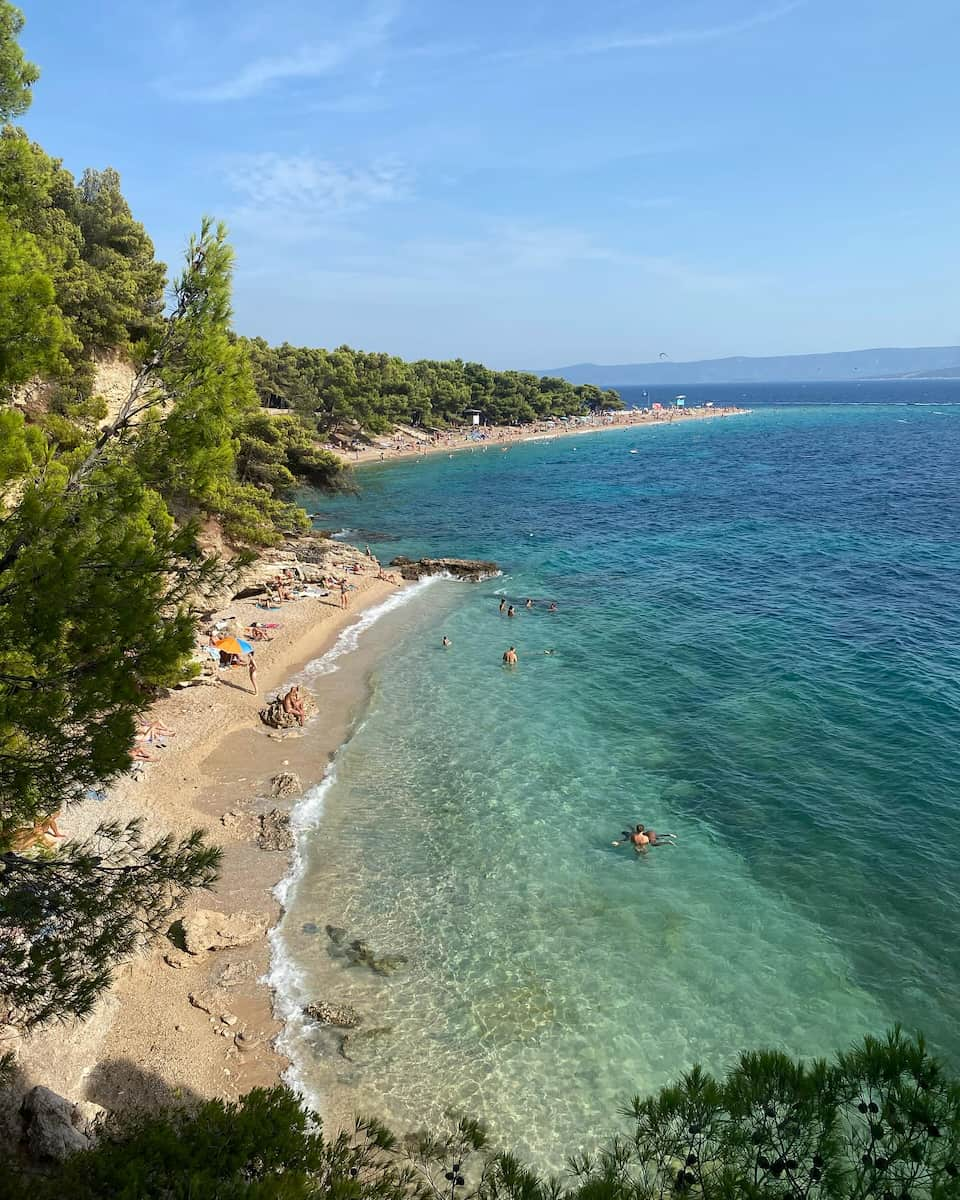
(17, 0, 960, 367)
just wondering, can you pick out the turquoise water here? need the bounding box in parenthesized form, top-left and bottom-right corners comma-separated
(279, 402, 960, 1163)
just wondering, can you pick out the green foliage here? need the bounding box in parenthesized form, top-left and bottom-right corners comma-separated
(0, 820, 220, 1027)
(6, 1031, 957, 1197)
(0, 129, 164, 384)
(571, 1026, 960, 1199)
(0, 224, 257, 1026)
(72, 167, 165, 353)
(0, 1, 38, 120)
(0, 452, 221, 834)
(0, 211, 71, 393)
(245, 340, 623, 436)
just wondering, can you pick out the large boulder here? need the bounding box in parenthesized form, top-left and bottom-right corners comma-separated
(258, 809, 293, 852)
(271, 771, 302, 799)
(21, 1086, 96, 1161)
(259, 689, 317, 730)
(181, 909, 269, 956)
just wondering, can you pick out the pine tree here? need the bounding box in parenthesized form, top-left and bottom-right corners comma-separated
(0, 1, 37, 121)
(0, 226, 250, 1026)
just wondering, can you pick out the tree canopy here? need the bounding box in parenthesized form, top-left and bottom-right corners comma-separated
(0, 1, 37, 121)
(245, 339, 624, 435)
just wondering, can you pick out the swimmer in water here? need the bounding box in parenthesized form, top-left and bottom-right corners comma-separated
(548, 602, 558, 612)
(502, 646, 518, 665)
(507, 605, 516, 618)
(442, 636, 451, 648)
(499, 597, 506, 614)
(612, 823, 677, 851)
(525, 598, 534, 609)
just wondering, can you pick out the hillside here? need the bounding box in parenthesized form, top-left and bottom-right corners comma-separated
(537, 346, 960, 386)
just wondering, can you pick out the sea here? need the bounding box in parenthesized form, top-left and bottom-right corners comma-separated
(272, 382, 960, 1166)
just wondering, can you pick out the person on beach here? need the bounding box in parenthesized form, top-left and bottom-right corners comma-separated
(340, 580, 349, 609)
(442, 636, 452, 648)
(507, 605, 516, 618)
(499, 597, 506, 614)
(248, 654, 258, 695)
(282, 686, 306, 726)
(503, 646, 518, 665)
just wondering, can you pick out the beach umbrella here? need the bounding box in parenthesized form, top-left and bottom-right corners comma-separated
(213, 636, 253, 656)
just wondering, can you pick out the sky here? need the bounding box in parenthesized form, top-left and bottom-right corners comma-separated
(16, 0, 960, 368)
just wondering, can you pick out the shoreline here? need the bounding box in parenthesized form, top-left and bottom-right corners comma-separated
(345, 405, 749, 467)
(11, 545, 415, 1123)
(9, 409, 746, 1139)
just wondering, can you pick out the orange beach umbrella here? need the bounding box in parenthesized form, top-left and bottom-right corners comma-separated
(213, 636, 250, 656)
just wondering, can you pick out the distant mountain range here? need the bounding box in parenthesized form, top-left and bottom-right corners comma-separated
(536, 346, 960, 386)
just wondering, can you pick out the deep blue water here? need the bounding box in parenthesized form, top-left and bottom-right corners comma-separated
(281, 398, 960, 1162)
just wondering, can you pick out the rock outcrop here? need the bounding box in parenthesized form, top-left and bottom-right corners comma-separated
(259, 689, 317, 729)
(389, 556, 498, 581)
(271, 771, 302, 799)
(20, 1086, 100, 1161)
(181, 909, 269, 956)
(257, 809, 293, 852)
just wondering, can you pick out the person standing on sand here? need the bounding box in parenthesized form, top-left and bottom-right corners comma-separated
(340, 580, 349, 609)
(503, 647, 518, 665)
(248, 653, 258, 695)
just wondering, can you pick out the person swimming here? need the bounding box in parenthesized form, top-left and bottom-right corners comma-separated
(612, 823, 677, 851)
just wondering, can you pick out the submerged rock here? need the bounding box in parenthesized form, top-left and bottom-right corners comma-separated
(324, 926, 409, 974)
(389, 556, 498, 582)
(303, 1000, 362, 1028)
(338, 1025, 394, 1063)
(344, 938, 409, 976)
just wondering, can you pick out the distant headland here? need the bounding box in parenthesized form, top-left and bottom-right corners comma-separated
(536, 345, 960, 386)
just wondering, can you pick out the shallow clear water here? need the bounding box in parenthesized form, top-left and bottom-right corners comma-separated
(278, 398, 960, 1164)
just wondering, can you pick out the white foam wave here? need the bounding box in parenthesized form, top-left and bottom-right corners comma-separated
(267, 770, 337, 1112)
(302, 575, 440, 678)
(267, 574, 442, 1108)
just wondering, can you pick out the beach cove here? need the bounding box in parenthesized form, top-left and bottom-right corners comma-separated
(7, 403, 740, 1125)
(10, 397, 960, 1169)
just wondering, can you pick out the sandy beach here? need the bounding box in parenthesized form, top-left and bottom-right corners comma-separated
(345, 405, 749, 467)
(10, 544, 406, 1122)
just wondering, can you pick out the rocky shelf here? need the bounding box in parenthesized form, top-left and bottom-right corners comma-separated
(389, 556, 499, 582)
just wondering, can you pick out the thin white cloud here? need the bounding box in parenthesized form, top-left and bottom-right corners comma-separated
(172, 1, 398, 102)
(223, 152, 412, 236)
(293, 222, 761, 295)
(506, 1, 806, 60)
